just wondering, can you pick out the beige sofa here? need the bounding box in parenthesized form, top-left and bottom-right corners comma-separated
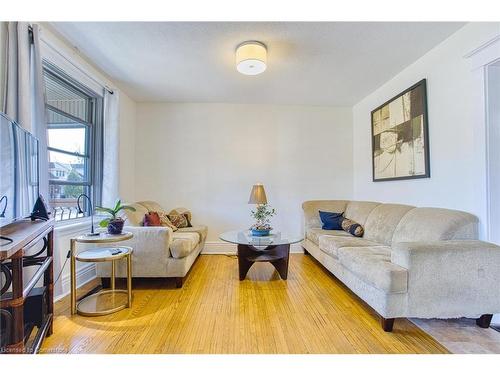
(96, 201, 207, 288)
(302, 200, 500, 331)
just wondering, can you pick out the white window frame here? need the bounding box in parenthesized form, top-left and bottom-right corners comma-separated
(43, 62, 104, 221)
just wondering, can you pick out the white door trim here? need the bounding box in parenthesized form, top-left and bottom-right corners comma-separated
(465, 34, 500, 242)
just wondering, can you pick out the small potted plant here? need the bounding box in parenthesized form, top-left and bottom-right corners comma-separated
(250, 204, 276, 237)
(96, 200, 136, 235)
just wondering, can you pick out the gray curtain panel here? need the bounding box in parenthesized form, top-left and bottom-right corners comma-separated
(2, 22, 49, 204)
(3, 22, 31, 128)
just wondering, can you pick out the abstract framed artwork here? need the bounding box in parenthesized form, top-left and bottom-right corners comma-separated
(371, 79, 430, 182)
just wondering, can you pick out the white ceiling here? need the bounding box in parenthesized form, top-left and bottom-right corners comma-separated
(49, 22, 465, 106)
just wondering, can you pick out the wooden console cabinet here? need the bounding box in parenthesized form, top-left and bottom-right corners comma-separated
(0, 219, 54, 354)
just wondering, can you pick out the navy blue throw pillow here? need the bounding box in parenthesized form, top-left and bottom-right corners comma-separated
(319, 211, 344, 230)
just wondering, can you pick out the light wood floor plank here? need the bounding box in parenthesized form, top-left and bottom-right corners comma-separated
(41, 254, 448, 354)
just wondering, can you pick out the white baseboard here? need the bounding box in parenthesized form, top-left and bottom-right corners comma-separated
(202, 241, 305, 255)
(54, 264, 97, 302)
(202, 241, 237, 254)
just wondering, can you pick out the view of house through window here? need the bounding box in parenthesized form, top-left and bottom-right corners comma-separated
(43, 65, 103, 221)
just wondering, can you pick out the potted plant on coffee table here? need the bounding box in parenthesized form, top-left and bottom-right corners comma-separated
(250, 204, 276, 237)
(96, 200, 136, 235)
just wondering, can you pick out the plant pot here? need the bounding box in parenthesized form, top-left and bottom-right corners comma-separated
(251, 228, 271, 237)
(108, 218, 125, 235)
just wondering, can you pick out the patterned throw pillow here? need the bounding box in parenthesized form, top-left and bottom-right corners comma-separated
(157, 211, 178, 231)
(167, 213, 191, 228)
(144, 211, 161, 226)
(341, 218, 364, 237)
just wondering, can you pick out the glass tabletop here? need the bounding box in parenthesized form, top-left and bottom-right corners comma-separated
(75, 231, 133, 243)
(76, 246, 132, 262)
(219, 230, 303, 246)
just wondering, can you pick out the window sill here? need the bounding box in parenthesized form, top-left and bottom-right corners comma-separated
(54, 217, 92, 237)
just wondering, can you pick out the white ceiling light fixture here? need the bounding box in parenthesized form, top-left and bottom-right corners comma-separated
(235, 41, 267, 76)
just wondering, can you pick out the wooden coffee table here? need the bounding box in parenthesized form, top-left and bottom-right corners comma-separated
(219, 231, 303, 280)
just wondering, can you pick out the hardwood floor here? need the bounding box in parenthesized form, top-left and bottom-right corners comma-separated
(41, 254, 448, 354)
(412, 318, 500, 354)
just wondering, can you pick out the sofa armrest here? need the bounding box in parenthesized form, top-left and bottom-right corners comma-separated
(124, 225, 174, 258)
(391, 240, 500, 314)
(96, 226, 174, 277)
(392, 240, 500, 269)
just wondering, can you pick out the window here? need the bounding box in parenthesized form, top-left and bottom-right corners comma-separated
(43, 64, 104, 221)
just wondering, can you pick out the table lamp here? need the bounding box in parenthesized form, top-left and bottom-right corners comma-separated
(248, 183, 267, 205)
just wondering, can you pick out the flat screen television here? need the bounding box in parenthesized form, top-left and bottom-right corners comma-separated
(0, 112, 39, 228)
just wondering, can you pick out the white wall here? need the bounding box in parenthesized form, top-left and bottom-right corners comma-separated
(352, 22, 500, 239)
(135, 103, 353, 244)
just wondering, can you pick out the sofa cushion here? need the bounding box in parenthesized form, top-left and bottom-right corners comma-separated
(172, 231, 200, 246)
(306, 228, 351, 245)
(363, 203, 415, 245)
(337, 246, 408, 294)
(170, 239, 193, 259)
(123, 202, 149, 226)
(344, 201, 380, 226)
(318, 236, 384, 257)
(177, 225, 208, 243)
(170, 232, 200, 258)
(392, 207, 479, 243)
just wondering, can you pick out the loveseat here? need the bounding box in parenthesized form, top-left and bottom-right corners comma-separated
(302, 200, 500, 331)
(96, 201, 207, 288)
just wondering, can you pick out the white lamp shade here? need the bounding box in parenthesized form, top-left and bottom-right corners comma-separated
(236, 42, 267, 75)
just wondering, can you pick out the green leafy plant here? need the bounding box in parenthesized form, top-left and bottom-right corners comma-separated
(250, 204, 276, 230)
(96, 199, 136, 228)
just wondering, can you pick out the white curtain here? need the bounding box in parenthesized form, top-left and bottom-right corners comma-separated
(101, 90, 120, 208)
(2, 22, 49, 205)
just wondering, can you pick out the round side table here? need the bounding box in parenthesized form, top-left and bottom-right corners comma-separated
(70, 232, 133, 316)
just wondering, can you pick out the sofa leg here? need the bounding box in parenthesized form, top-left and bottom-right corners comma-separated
(101, 277, 111, 289)
(381, 317, 395, 332)
(175, 277, 184, 288)
(476, 314, 493, 328)
(302, 247, 310, 255)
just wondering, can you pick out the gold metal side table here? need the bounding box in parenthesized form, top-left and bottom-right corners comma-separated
(70, 232, 133, 316)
